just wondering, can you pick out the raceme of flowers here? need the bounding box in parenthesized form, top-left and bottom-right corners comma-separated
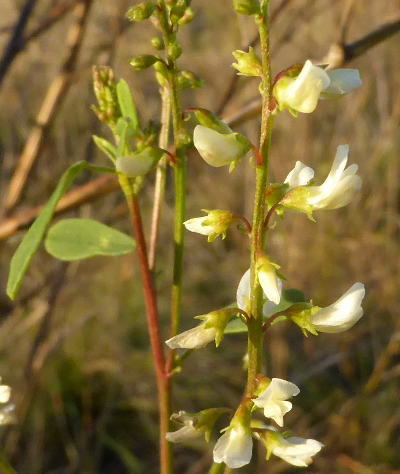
(165, 58, 364, 470)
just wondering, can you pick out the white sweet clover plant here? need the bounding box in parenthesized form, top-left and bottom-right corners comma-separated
(166, 0, 365, 470)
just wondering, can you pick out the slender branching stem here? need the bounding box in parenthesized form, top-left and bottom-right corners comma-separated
(247, 3, 274, 398)
(125, 189, 173, 474)
(149, 86, 171, 270)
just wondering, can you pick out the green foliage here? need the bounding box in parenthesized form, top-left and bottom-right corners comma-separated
(45, 219, 135, 261)
(93, 136, 118, 162)
(116, 79, 139, 132)
(7, 162, 115, 300)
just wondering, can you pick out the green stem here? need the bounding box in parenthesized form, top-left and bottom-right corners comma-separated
(208, 462, 228, 474)
(246, 4, 273, 397)
(0, 451, 17, 474)
(149, 86, 171, 271)
(158, 0, 187, 375)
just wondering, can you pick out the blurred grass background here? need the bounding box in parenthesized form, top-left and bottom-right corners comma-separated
(0, 0, 400, 472)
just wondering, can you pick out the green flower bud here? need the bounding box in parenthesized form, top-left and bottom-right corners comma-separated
(232, 47, 262, 77)
(153, 61, 169, 87)
(177, 70, 204, 90)
(178, 7, 194, 25)
(151, 36, 164, 50)
(91, 66, 121, 128)
(170, 3, 187, 23)
(233, 0, 260, 15)
(126, 2, 155, 22)
(130, 54, 159, 71)
(167, 42, 182, 60)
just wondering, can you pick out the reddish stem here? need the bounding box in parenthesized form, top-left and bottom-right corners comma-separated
(127, 194, 173, 474)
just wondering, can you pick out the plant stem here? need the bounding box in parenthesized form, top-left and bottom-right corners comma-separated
(125, 189, 173, 474)
(208, 462, 228, 474)
(157, 0, 187, 375)
(149, 86, 171, 271)
(246, 4, 273, 397)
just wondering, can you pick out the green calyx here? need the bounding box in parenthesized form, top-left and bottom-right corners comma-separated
(232, 47, 263, 77)
(195, 310, 234, 347)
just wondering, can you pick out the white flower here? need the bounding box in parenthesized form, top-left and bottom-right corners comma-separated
(271, 435, 323, 467)
(166, 411, 202, 443)
(283, 145, 362, 215)
(213, 423, 252, 469)
(253, 378, 300, 427)
(284, 161, 314, 188)
(0, 377, 14, 426)
(236, 269, 282, 316)
(307, 145, 361, 210)
(184, 209, 235, 242)
(311, 282, 365, 333)
(166, 310, 232, 349)
(0, 382, 11, 404)
(193, 125, 251, 167)
(274, 60, 362, 114)
(166, 323, 216, 349)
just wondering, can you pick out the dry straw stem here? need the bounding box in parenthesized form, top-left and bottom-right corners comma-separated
(0, 12, 399, 239)
(0, 0, 39, 86)
(0, 0, 78, 76)
(2, 0, 93, 214)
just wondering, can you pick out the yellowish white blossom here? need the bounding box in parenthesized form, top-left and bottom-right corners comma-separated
(252, 378, 300, 427)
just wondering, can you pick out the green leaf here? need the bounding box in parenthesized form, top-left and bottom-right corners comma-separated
(116, 79, 139, 131)
(6, 161, 114, 300)
(93, 135, 117, 162)
(45, 219, 135, 261)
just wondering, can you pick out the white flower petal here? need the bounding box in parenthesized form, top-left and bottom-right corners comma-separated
(272, 436, 323, 467)
(311, 283, 365, 333)
(253, 378, 300, 427)
(312, 145, 349, 202)
(213, 425, 252, 469)
(0, 385, 11, 404)
(166, 324, 216, 349)
(324, 69, 362, 97)
(184, 217, 213, 236)
(285, 161, 315, 188)
(258, 268, 281, 305)
(285, 60, 330, 113)
(236, 269, 251, 312)
(166, 424, 199, 442)
(193, 125, 242, 167)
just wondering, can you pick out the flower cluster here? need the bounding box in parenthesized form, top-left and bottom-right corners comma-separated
(166, 57, 364, 470)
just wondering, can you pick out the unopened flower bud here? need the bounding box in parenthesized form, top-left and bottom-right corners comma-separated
(178, 70, 204, 90)
(126, 2, 155, 22)
(232, 47, 262, 77)
(193, 125, 251, 168)
(151, 36, 164, 50)
(255, 252, 281, 305)
(178, 7, 194, 25)
(233, 0, 260, 15)
(130, 54, 159, 71)
(166, 309, 233, 349)
(167, 42, 182, 60)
